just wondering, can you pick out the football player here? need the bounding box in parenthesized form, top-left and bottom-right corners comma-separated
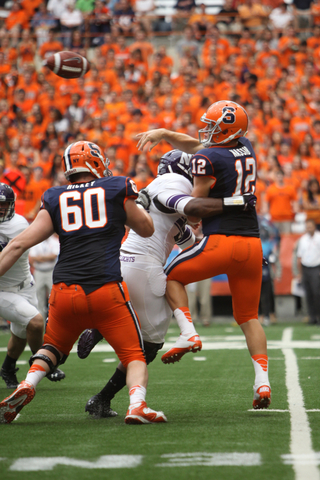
(0, 183, 65, 389)
(136, 101, 271, 410)
(78, 149, 256, 418)
(0, 141, 166, 425)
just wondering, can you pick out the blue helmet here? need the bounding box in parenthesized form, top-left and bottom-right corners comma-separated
(0, 183, 15, 223)
(157, 149, 193, 182)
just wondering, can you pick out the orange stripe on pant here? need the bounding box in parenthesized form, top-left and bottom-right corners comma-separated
(44, 281, 145, 368)
(166, 235, 263, 325)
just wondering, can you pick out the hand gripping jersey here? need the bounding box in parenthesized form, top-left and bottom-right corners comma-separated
(0, 214, 32, 289)
(191, 137, 260, 238)
(41, 176, 138, 294)
(121, 173, 195, 265)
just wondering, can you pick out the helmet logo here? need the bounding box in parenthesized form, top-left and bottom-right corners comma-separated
(88, 142, 101, 158)
(222, 106, 236, 124)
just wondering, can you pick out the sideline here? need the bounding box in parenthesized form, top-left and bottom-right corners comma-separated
(281, 327, 320, 480)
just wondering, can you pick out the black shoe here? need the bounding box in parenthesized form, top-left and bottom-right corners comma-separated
(0, 367, 19, 389)
(46, 368, 66, 382)
(85, 393, 118, 418)
(77, 329, 104, 359)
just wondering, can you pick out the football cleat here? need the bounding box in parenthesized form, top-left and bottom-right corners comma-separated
(77, 329, 104, 359)
(46, 368, 66, 382)
(252, 384, 271, 410)
(125, 401, 167, 425)
(85, 393, 118, 418)
(0, 381, 35, 424)
(161, 334, 202, 364)
(0, 367, 19, 389)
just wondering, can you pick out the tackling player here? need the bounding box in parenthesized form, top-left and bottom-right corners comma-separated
(77, 149, 256, 418)
(136, 100, 271, 410)
(0, 183, 65, 389)
(0, 141, 166, 425)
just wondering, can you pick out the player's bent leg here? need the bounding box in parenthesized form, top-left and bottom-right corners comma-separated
(77, 328, 104, 359)
(162, 280, 202, 364)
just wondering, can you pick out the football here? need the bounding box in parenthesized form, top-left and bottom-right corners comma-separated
(43, 51, 90, 79)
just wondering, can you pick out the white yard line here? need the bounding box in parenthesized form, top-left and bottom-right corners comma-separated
(282, 327, 320, 480)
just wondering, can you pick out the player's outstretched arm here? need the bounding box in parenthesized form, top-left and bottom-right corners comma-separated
(0, 209, 54, 276)
(124, 199, 154, 238)
(136, 128, 202, 154)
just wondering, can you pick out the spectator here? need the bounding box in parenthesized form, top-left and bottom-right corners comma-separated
(264, 170, 299, 233)
(302, 178, 320, 228)
(60, 1, 84, 48)
(39, 29, 63, 59)
(292, 0, 312, 30)
(258, 220, 281, 326)
(47, 0, 70, 26)
(113, 0, 136, 35)
(296, 219, 320, 324)
(31, 3, 57, 47)
(176, 25, 200, 58)
(134, 0, 155, 33)
(217, 0, 240, 32)
(269, 3, 294, 31)
(89, 0, 112, 47)
(238, 0, 270, 30)
(174, 0, 196, 30)
(5, 3, 29, 31)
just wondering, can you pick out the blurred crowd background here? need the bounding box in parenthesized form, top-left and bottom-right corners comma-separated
(0, 0, 319, 324)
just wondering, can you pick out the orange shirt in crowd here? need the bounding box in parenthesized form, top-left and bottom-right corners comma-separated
(5, 9, 29, 31)
(265, 183, 297, 221)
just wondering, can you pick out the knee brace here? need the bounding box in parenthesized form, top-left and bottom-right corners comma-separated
(29, 344, 67, 373)
(144, 341, 164, 365)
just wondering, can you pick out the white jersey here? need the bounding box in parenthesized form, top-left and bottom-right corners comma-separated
(122, 173, 194, 265)
(0, 213, 32, 289)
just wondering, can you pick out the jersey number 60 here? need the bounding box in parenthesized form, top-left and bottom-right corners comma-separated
(59, 188, 107, 232)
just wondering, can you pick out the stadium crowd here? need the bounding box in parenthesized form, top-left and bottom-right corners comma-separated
(0, 0, 319, 236)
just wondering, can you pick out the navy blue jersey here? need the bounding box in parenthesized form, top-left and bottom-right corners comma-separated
(191, 137, 259, 238)
(41, 176, 138, 294)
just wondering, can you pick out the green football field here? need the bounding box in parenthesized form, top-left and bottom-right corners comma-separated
(0, 322, 319, 480)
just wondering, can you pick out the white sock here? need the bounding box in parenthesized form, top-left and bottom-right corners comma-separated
(25, 364, 47, 388)
(173, 307, 197, 336)
(251, 355, 269, 387)
(129, 385, 146, 406)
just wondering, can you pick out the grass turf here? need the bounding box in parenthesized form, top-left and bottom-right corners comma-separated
(0, 323, 319, 480)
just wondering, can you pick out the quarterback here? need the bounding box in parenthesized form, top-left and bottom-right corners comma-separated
(137, 100, 271, 410)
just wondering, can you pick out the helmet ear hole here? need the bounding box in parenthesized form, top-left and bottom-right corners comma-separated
(94, 161, 99, 167)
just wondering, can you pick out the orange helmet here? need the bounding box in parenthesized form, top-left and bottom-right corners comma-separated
(62, 141, 112, 180)
(198, 100, 248, 146)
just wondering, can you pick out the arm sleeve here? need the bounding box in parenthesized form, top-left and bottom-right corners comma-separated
(158, 191, 194, 215)
(176, 224, 196, 249)
(155, 175, 193, 215)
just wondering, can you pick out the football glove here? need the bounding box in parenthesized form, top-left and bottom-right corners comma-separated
(135, 188, 151, 210)
(243, 193, 257, 211)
